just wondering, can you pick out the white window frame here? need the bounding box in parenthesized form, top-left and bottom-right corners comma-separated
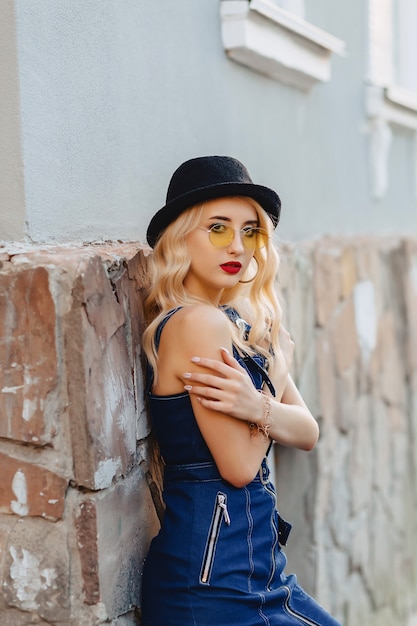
(220, 0, 345, 92)
(366, 0, 417, 198)
(394, 0, 417, 93)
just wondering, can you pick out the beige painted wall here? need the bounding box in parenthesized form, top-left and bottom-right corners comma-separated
(0, 0, 25, 241)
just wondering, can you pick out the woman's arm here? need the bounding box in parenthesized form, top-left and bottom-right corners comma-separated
(184, 348, 319, 452)
(158, 305, 272, 488)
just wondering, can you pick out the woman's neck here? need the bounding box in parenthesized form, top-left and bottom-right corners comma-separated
(183, 286, 223, 307)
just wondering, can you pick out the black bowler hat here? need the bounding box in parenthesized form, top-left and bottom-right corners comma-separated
(146, 156, 281, 248)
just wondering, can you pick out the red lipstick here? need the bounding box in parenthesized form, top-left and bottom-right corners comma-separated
(220, 262, 242, 275)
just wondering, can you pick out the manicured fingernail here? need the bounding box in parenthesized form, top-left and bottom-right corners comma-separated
(183, 372, 191, 378)
(220, 346, 229, 353)
(184, 385, 192, 391)
(191, 357, 200, 363)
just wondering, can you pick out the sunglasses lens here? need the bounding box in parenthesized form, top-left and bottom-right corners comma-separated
(242, 228, 267, 250)
(208, 225, 234, 247)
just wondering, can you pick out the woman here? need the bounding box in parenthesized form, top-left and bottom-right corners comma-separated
(141, 156, 341, 626)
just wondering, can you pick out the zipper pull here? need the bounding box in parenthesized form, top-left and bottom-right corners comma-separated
(217, 494, 231, 525)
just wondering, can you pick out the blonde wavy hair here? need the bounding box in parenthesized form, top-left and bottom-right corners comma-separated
(142, 198, 284, 381)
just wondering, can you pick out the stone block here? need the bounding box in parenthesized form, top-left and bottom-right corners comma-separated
(373, 312, 406, 407)
(0, 607, 53, 625)
(96, 466, 160, 620)
(387, 417, 409, 535)
(3, 518, 70, 622)
(313, 244, 342, 328)
(369, 495, 398, 610)
(403, 241, 417, 375)
(355, 238, 379, 282)
(410, 394, 417, 500)
(0, 517, 16, 601)
(315, 329, 337, 425)
(349, 510, 370, 588)
(64, 255, 137, 490)
(344, 572, 373, 626)
(136, 374, 151, 442)
(314, 527, 331, 607)
(112, 612, 140, 626)
(313, 444, 332, 530)
(329, 296, 359, 375)
(353, 280, 377, 366)
(83, 255, 126, 347)
(328, 435, 350, 549)
(283, 245, 315, 378)
(0, 452, 67, 521)
(335, 367, 357, 434)
(320, 547, 348, 621)
(275, 446, 317, 595)
(408, 612, 417, 626)
(372, 401, 409, 540)
(314, 538, 348, 618)
(0, 266, 57, 445)
(76, 499, 100, 606)
(276, 242, 292, 294)
(349, 395, 372, 516)
(340, 246, 357, 299)
(381, 243, 414, 383)
(110, 254, 151, 442)
(297, 337, 320, 420)
(370, 606, 401, 626)
(75, 465, 159, 619)
(372, 398, 391, 497)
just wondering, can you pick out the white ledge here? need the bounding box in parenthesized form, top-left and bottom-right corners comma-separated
(220, 0, 345, 91)
(366, 84, 417, 130)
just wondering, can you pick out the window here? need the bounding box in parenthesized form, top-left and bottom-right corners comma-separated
(366, 0, 417, 198)
(393, 0, 417, 92)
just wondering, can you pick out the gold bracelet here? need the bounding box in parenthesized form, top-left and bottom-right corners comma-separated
(249, 390, 272, 441)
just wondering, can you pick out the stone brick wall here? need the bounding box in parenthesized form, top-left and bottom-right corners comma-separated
(0, 243, 161, 625)
(277, 237, 417, 626)
(0, 238, 416, 625)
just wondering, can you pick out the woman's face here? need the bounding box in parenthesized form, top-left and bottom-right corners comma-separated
(183, 196, 258, 302)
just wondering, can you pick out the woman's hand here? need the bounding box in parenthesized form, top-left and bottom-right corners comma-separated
(183, 323, 295, 419)
(182, 339, 317, 452)
(183, 348, 263, 424)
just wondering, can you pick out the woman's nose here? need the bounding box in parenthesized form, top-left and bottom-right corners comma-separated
(227, 230, 245, 253)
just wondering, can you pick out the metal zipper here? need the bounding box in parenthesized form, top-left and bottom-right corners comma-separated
(263, 480, 279, 590)
(200, 492, 231, 584)
(283, 586, 319, 626)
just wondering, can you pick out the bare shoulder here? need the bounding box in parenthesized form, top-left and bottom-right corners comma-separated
(153, 305, 232, 394)
(168, 304, 231, 344)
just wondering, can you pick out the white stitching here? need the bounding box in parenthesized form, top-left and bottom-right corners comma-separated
(245, 487, 254, 593)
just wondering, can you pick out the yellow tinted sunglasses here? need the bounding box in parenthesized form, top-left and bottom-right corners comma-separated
(199, 223, 268, 250)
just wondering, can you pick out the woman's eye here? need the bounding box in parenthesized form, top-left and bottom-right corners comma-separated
(243, 227, 256, 237)
(210, 223, 227, 233)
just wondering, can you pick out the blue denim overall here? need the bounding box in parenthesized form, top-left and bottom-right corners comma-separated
(141, 308, 341, 626)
